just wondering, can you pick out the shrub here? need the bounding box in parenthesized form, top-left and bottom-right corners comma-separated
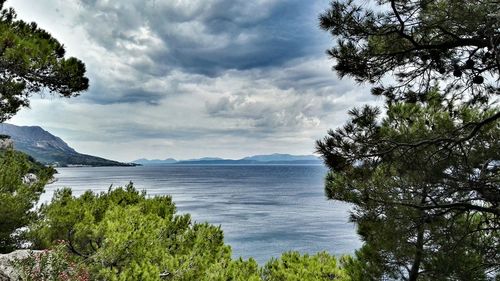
(29, 184, 354, 280)
(0, 148, 54, 253)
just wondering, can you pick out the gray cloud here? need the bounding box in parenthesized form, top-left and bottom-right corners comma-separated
(203, 58, 375, 132)
(77, 0, 323, 76)
(15, 0, 333, 106)
(8, 0, 381, 161)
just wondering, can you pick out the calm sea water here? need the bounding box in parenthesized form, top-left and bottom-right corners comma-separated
(42, 165, 361, 264)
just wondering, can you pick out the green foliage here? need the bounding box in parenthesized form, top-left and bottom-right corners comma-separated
(30, 184, 234, 280)
(0, 0, 88, 122)
(319, 0, 499, 103)
(0, 148, 54, 253)
(319, 1, 499, 280)
(200, 252, 353, 281)
(317, 93, 499, 280)
(203, 258, 262, 281)
(30, 185, 355, 280)
(263, 252, 349, 281)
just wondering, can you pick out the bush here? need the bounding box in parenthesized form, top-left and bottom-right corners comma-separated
(0, 148, 55, 253)
(30, 184, 233, 280)
(263, 252, 349, 281)
(29, 184, 354, 280)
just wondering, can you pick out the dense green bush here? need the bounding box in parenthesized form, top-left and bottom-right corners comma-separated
(263, 252, 349, 281)
(29, 184, 352, 280)
(30, 184, 228, 280)
(0, 148, 55, 253)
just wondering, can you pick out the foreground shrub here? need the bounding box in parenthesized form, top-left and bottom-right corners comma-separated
(0, 149, 55, 253)
(30, 184, 232, 280)
(263, 252, 349, 281)
(28, 184, 353, 280)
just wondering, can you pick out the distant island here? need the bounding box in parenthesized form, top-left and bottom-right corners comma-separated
(0, 123, 136, 167)
(133, 153, 323, 165)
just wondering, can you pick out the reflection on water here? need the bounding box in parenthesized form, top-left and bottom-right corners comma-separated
(43, 165, 361, 263)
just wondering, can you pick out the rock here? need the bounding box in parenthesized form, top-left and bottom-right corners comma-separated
(0, 250, 41, 281)
(0, 138, 13, 149)
(21, 173, 38, 185)
(0, 271, 10, 281)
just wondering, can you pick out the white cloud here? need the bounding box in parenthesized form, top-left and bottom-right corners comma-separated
(7, 0, 380, 161)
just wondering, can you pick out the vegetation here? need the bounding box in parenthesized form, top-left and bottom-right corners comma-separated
(0, 1, 353, 279)
(263, 252, 349, 281)
(0, 150, 351, 280)
(30, 184, 229, 280)
(0, 0, 88, 252)
(318, 0, 499, 280)
(25, 185, 351, 281)
(0, 148, 55, 253)
(0, 0, 88, 122)
(11, 244, 90, 281)
(319, 0, 499, 103)
(2, 0, 498, 280)
(317, 92, 499, 280)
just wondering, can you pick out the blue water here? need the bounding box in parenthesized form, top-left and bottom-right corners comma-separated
(42, 165, 361, 264)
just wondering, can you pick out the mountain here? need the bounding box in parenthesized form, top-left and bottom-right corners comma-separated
(133, 158, 177, 165)
(186, 157, 224, 161)
(133, 154, 322, 165)
(242, 153, 320, 162)
(0, 123, 135, 167)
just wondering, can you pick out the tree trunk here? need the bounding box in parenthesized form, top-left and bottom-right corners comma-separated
(408, 223, 424, 281)
(409, 193, 427, 281)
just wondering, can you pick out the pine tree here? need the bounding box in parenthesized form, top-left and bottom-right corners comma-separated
(0, 0, 88, 122)
(317, 1, 499, 279)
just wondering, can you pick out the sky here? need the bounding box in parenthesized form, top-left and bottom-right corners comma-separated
(8, 0, 377, 162)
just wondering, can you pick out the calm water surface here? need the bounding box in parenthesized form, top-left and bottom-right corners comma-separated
(42, 165, 361, 263)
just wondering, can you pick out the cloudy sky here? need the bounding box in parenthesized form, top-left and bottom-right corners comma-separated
(8, 0, 377, 162)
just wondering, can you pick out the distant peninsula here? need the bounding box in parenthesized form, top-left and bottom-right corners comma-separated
(133, 153, 323, 165)
(0, 123, 136, 167)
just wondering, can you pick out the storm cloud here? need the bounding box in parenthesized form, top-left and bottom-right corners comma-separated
(76, 0, 323, 74)
(8, 0, 378, 161)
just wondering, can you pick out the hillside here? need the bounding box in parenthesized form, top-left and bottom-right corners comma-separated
(0, 124, 135, 167)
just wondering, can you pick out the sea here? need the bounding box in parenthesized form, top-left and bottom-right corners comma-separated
(41, 164, 361, 264)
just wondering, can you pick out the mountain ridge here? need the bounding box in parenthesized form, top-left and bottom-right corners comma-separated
(0, 123, 135, 167)
(133, 153, 322, 165)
